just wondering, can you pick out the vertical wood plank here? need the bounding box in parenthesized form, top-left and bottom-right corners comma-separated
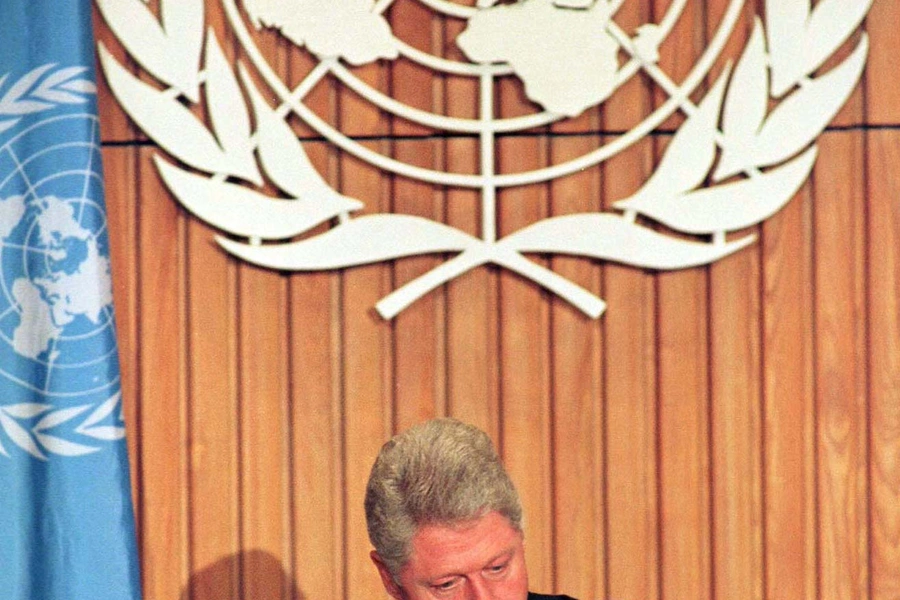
(826, 27, 866, 129)
(238, 264, 291, 599)
(342, 215, 392, 600)
(657, 266, 712, 600)
(135, 147, 189, 600)
(867, 130, 900, 600)
(762, 184, 817, 600)
(548, 135, 604, 600)
(602, 144, 660, 600)
(813, 131, 869, 600)
(865, 18, 900, 599)
(290, 266, 344, 600)
(652, 0, 703, 131)
(709, 247, 764, 600)
(185, 223, 240, 600)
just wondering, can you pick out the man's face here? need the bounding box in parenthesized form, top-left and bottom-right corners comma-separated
(372, 511, 529, 600)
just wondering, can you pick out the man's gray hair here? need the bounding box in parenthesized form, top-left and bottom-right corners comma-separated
(364, 418, 523, 577)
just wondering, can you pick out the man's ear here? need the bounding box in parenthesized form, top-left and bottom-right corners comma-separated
(370, 551, 404, 600)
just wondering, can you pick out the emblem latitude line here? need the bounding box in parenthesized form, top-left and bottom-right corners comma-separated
(96, 0, 873, 320)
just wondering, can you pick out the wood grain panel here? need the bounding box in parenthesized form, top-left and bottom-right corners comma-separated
(133, 147, 189, 600)
(548, 54, 604, 598)
(867, 130, 900, 600)
(185, 223, 240, 600)
(814, 131, 869, 600)
(865, 16, 900, 600)
(341, 249, 392, 600)
(762, 182, 817, 600)
(238, 264, 291, 599)
(548, 135, 605, 600)
(182, 8, 242, 589)
(657, 265, 712, 600)
(710, 246, 764, 600)
(602, 0, 650, 134)
(602, 139, 660, 600)
(824, 6, 866, 130)
(652, 0, 703, 131)
(289, 266, 345, 600)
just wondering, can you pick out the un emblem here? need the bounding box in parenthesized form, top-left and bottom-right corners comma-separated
(0, 70, 126, 459)
(96, 0, 872, 319)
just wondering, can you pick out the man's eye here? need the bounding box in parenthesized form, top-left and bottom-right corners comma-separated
(486, 562, 508, 576)
(433, 578, 459, 592)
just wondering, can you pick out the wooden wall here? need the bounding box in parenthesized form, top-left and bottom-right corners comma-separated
(94, 1, 900, 599)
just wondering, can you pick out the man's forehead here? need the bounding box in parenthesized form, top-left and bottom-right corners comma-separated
(404, 511, 523, 578)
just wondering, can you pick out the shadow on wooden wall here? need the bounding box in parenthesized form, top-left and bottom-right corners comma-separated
(181, 550, 304, 600)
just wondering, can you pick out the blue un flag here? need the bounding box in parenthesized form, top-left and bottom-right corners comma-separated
(0, 1, 142, 598)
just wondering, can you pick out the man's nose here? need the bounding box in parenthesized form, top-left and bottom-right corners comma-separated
(465, 577, 492, 600)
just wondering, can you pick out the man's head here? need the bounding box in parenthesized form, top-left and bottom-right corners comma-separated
(364, 418, 527, 599)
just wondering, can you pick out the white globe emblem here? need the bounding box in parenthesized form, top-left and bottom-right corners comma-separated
(96, 0, 871, 319)
(0, 109, 127, 459)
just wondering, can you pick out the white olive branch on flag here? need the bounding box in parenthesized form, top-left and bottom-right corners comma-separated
(0, 393, 126, 460)
(0, 65, 96, 134)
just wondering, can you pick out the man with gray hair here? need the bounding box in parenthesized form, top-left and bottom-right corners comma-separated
(365, 418, 577, 600)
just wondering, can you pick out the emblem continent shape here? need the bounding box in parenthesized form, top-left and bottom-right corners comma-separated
(96, 0, 872, 319)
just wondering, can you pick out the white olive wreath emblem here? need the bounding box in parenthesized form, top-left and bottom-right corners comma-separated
(96, 0, 872, 319)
